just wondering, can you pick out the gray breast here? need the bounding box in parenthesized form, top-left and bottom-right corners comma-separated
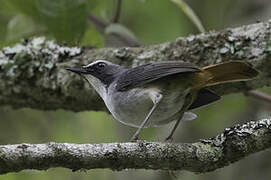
(104, 84, 191, 128)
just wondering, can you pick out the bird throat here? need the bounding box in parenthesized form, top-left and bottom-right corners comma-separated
(83, 75, 107, 100)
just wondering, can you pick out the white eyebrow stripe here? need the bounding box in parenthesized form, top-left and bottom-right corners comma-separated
(83, 62, 96, 68)
(83, 64, 91, 68)
(83, 60, 108, 68)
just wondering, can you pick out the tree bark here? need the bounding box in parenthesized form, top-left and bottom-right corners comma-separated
(1, 20, 271, 111)
(0, 118, 270, 174)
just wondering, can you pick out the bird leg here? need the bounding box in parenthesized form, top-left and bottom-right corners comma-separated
(165, 117, 182, 142)
(165, 92, 194, 142)
(130, 94, 163, 141)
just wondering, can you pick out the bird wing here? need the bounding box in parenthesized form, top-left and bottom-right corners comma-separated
(116, 61, 201, 91)
(188, 88, 221, 110)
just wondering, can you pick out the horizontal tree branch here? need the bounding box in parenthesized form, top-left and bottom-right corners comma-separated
(1, 20, 271, 111)
(0, 118, 270, 174)
(246, 90, 271, 104)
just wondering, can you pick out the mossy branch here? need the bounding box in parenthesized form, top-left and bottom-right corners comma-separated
(0, 118, 270, 174)
(1, 21, 271, 111)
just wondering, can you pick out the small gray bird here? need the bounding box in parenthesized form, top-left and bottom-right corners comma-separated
(66, 60, 258, 141)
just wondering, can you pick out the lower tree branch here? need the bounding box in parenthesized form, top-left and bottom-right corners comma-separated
(0, 118, 270, 174)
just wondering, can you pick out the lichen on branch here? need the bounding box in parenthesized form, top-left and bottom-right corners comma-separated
(1, 21, 271, 111)
(0, 118, 270, 174)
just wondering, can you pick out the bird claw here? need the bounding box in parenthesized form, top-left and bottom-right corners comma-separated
(165, 136, 174, 143)
(168, 170, 178, 179)
(130, 135, 139, 142)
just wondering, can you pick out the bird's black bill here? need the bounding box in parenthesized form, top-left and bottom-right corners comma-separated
(65, 67, 89, 74)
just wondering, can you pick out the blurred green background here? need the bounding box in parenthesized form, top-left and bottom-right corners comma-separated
(0, 0, 271, 179)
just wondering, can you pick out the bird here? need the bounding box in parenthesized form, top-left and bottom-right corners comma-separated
(66, 60, 258, 141)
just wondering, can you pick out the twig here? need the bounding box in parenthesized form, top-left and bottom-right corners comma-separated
(246, 90, 271, 104)
(88, 13, 110, 34)
(88, 12, 141, 47)
(112, 0, 122, 23)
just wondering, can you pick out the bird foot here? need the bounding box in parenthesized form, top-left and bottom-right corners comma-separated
(165, 135, 174, 143)
(168, 170, 178, 179)
(130, 135, 139, 142)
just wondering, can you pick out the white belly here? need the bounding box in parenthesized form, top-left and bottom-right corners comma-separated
(104, 87, 190, 128)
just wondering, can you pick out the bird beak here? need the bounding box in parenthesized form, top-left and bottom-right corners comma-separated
(66, 67, 89, 74)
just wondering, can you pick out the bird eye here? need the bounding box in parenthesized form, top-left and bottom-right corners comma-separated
(97, 62, 106, 68)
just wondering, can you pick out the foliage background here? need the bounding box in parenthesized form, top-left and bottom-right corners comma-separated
(0, 0, 271, 179)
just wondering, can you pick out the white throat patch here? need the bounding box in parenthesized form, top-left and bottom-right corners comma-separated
(83, 74, 107, 100)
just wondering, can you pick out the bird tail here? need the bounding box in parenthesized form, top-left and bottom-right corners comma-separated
(201, 61, 258, 87)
